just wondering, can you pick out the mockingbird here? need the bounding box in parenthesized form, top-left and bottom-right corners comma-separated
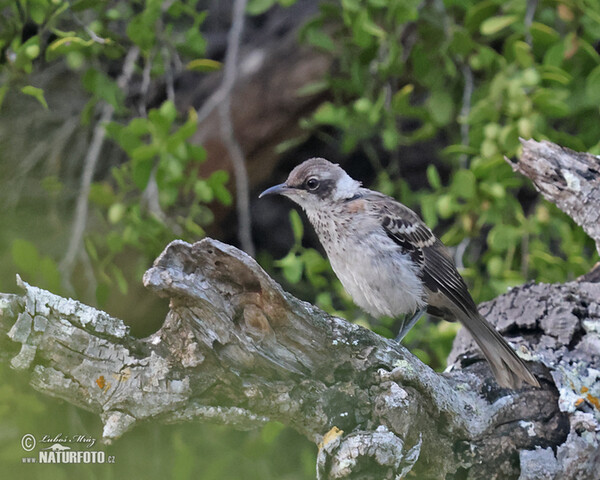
(260, 158, 539, 389)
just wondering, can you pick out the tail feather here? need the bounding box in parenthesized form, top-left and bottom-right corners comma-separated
(459, 313, 539, 389)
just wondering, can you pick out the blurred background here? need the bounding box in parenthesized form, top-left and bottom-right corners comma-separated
(1, 0, 599, 478)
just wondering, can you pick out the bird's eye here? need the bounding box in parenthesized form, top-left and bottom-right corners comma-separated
(306, 177, 320, 191)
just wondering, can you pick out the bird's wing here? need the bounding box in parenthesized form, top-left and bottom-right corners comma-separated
(363, 191, 478, 317)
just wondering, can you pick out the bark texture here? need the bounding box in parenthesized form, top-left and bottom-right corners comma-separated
(1, 139, 599, 479)
(509, 138, 600, 254)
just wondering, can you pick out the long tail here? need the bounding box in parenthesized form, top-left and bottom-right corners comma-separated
(459, 312, 539, 389)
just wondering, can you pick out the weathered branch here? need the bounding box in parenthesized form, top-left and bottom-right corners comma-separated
(2, 235, 599, 478)
(508, 138, 600, 254)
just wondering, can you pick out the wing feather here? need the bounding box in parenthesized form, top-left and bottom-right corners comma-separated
(363, 192, 478, 317)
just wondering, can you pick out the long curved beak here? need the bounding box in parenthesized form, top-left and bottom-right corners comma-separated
(259, 183, 289, 198)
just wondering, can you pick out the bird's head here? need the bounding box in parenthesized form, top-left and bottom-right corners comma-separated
(259, 158, 361, 209)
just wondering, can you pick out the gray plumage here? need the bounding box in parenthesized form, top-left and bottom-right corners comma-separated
(260, 158, 539, 389)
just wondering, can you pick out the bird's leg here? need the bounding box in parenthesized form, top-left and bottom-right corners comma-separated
(394, 308, 426, 342)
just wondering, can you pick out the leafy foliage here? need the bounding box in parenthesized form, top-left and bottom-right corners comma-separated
(274, 0, 600, 366)
(0, 0, 236, 303)
(88, 102, 233, 300)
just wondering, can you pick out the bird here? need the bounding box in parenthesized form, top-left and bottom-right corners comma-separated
(260, 158, 539, 389)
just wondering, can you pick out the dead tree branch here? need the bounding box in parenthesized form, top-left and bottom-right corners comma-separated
(508, 138, 600, 254)
(1, 139, 599, 478)
(1, 234, 598, 478)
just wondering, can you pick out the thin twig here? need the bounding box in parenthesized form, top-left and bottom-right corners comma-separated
(524, 0, 538, 45)
(454, 237, 470, 271)
(219, 0, 254, 256)
(162, 46, 176, 103)
(195, 0, 247, 124)
(138, 53, 153, 117)
(459, 63, 473, 169)
(60, 47, 140, 280)
(197, 0, 254, 256)
(70, 10, 110, 45)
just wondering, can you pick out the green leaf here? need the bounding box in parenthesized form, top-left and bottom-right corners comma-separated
(585, 65, 600, 104)
(247, 0, 276, 15)
(126, 117, 150, 136)
(426, 165, 442, 189)
(450, 170, 476, 200)
(89, 182, 117, 207)
(487, 224, 521, 251)
(82, 69, 123, 109)
(427, 90, 454, 126)
(167, 108, 198, 149)
(543, 42, 565, 67)
(289, 209, 304, 243)
(540, 66, 572, 85)
(11, 239, 41, 274)
(313, 102, 345, 125)
(21, 86, 48, 109)
(84, 238, 98, 262)
(382, 126, 400, 151)
(71, 0, 101, 12)
(449, 28, 474, 58)
(391, 84, 414, 113)
(420, 195, 438, 229)
(303, 28, 335, 52)
(127, 11, 159, 50)
(486, 256, 503, 277)
(442, 144, 478, 158)
(295, 80, 329, 97)
(465, 0, 497, 33)
(513, 41, 533, 68)
(186, 58, 222, 72)
(29, 0, 48, 24)
(207, 170, 232, 205)
(532, 89, 570, 117)
(109, 265, 128, 295)
(187, 144, 207, 162)
(149, 108, 173, 138)
(436, 194, 455, 219)
(159, 100, 177, 124)
(184, 217, 205, 237)
(132, 144, 159, 162)
(194, 180, 214, 202)
(46, 36, 95, 61)
(529, 22, 559, 46)
(108, 203, 126, 224)
(275, 252, 303, 284)
(132, 156, 154, 189)
(480, 15, 518, 36)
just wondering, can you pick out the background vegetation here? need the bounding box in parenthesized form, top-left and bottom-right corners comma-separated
(1, 0, 598, 478)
